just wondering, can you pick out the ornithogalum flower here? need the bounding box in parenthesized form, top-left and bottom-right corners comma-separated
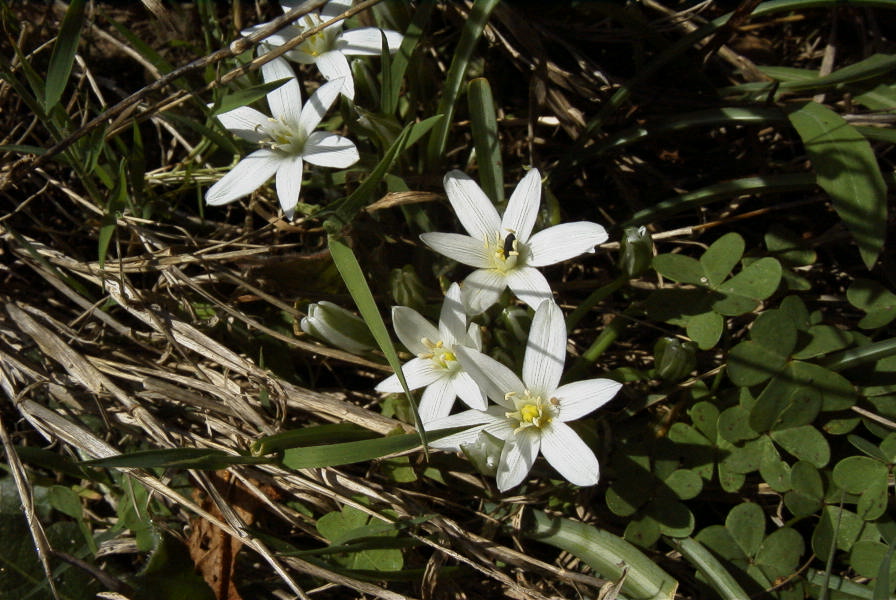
(252, 0, 403, 100)
(300, 301, 376, 355)
(205, 57, 358, 220)
(426, 300, 621, 492)
(376, 284, 487, 424)
(420, 169, 609, 314)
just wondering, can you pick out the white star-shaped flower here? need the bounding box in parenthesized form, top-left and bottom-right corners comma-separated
(251, 0, 403, 100)
(205, 57, 358, 220)
(376, 283, 487, 424)
(427, 300, 621, 492)
(420, 169, 609, 314)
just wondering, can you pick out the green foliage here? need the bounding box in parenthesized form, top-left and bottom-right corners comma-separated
(315, 506, 404, 572)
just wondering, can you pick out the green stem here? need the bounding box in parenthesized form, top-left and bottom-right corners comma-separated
(565, 275, 627, 332)
(564, 312, 629, 383)
(821, 336, 896, 371)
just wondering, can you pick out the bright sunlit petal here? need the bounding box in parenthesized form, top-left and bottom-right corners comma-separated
(337, 28, 403, 55)
(303, 132, 359, 168)
(443, 170, 502, 240)
(462, 268, 506, 315)
(505, 267, 553, 311)
(205, 149, 281, 206)
(274, 154, 304, 220)
(315, 51, 354, 98)
(455, 346, 524, 409)
(522, 300, 566, 395)
(391, 306, 440, 354)
(496, 431, 539, 492)
(419, 232, 490, 268)
(540, 421, 600, 486)
(552, 379, 622, 421)
(500, 168, 541, 242)
(215, 105, 270, 143)
(527, 222, 609, 267)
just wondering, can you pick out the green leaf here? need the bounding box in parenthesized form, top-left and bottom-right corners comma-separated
(211, 77, 293, 116)
(755, 527, 804, 579)
(718, 405, 759, 443)
(383, 0, 433, 114)
(812, 506, 865, 558)
(646, 499, 694, 538)
(726, 502, 765, 558)
(750, 309, 798, 357)
(468, 77, 503, 204)
(728, 340, 788, 387)
(686, 310, 724, 350)
(847, 279, 896, 329)
(833, 456, 889, 495)
(44, 0, 86, 110)
(251, 423, 379, 456)
(792, 324, 853, 360)
(857, 477, 889, 521)
(851, 541, 896, 583)
(426, 0, 501, 166)
(714, 257, 782, 315)
(789, 361, 857, 411)
(670, 537, 750, 600)
(663, 469, 703, 501)
(316, 507, 404, 571)
(701, 233, 744, 287)
(81, 448, 270, 470)
(770, 426, 830, 467)
(787, 102, 888, 269)
(653, 253, 705, 285)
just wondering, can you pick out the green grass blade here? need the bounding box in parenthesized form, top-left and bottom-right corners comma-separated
(384, 0, 434, 115)
(467, 77, 503, 204)
(327, 237, 426, 445)
(425, 0, 500, 167)
(787, 102, 887, 269)
(523, 509, 679, 600)
(668, 537, 750, 600)
(80, 448, 271, 470)
(251, 423, 378, 456)
(44, 0, 86, 110)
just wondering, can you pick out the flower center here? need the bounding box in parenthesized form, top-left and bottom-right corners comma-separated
(297, 15, 336, 57)
(418, 337, 457, 370)
(505, 390, 557, 433)
(486, 230, 521, 272)
(261, 118, 307, 155)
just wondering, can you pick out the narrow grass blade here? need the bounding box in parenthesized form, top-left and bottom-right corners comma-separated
(44, 0, 86, 110)
(668, 537, 749, 600)
(80, 448, 271, 470)
(787, 102, 887, 269)
(328, 237, 427, 445)
(467, 77, 503, 204)
(523, 509, 679, 600)
(98, 159, 128, 269)
(384, 0, 434, 115)
(425, 0, 500, 166)
(252, 423, 378, 456)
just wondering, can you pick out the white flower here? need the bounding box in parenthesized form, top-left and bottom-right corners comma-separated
(376, 283, 487, 423)
(420, 169, 609, 314)
(252, 0, 403, 100)
(205, 57, 358, 220)
(300, 301, 376, 354)
(427, 300, 621, 491)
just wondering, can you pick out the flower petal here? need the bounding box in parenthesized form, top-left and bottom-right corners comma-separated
(505, 266, 553, 311)
(540, 421, 600, 486)
(262, 57, 303, 124)
(438, 283, 466, 345)
(320, 0, 352, 20)
(501, 168, 541, 241)
(419, 232, 490, 269)
(216, 105, 270, 143)
(496, 430, 539, 491)
(443, 170, 502, 240)
(375, 357, 442, 393)
(298, 78, 343, 136)
(553, 378, 622, 421)
(337, 28, 403, 55)
(303, 132, 359, 168)
(427, 409, 503, 450)
(206, 149, 281, 206)
(315, 50, 354, 98)
(451, 370, 488, 411)
(462, 269, 506, 315)
(523, 300, 566, 395)
(392, 306, 439, 354)
(275, 154, 304, 220)
(527, 222, 609, 267)
(419, 377, 456, 424)
(455, 346, 524, 408)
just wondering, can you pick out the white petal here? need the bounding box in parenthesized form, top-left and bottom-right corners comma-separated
(392, 306, 439, 354)
(501, 169, 541, 242)
(275, 154, 304, 220)
(216, 105, 269, 143)
(540, 421, 600, 486)
(321, 0, 352, 21)
(303, 132, 359, 168)
(419, 232, 490, 268)
(496, 430, 539, 492)
(438, 283, 467, 345)
(553, 378, 622, 421)
(505, 267, 553, 311)
(455, 346, 523, 409)
(419, 377, 456, 424)
(251, 26, 299, 47)
(375, 357, 441, 393)
(262, 58, 302, 124)
(427, 409, 501, 450)
(527, 222, 609, 267)
(443, 170, 502, 240)
(467, 323, 482, 349)
(315, 50, 354, 99)
(523, 300, 566, 395)
(205, 149, 281, 206)
(298, 78, 343, 136)
(336, 28, 403, 55)
(462, 269, 506, 315)
(451, 371, 488, 411)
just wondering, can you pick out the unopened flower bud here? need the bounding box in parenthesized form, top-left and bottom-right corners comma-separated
(390, 266, 427, 313)
(654, 337, 697, 381)
(620, 226, 653, 277)
(300, 301, 377, 355)
(460, 430, 505, 477)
